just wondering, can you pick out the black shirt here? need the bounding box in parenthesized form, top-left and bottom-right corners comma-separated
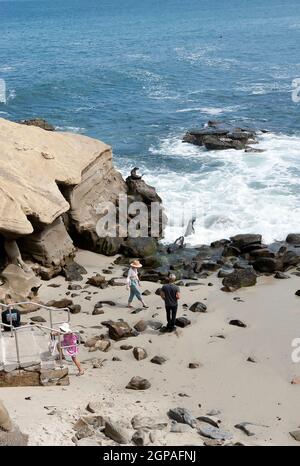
(161, 284, 180, 307)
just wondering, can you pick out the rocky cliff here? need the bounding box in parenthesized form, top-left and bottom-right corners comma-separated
(0, 118, 163, 296)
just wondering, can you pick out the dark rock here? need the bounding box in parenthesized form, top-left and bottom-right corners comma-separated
(286, 234, 300, 245)
(155, 288, 162, 295)
(133, 347, 147, 361)
(167, 408, 197, 428)
(198, 425, 233, 440)
(126, 376, 151, 390)
(134, 320, 147, 332)
(30, 316, 46, 323)
(107, 321, 133, 341)
(121, 237, 158, 258)
(197, 416, 219, 428)
(295, 290, 300, 297)
(46, 298, 73, 308)
(87, 274, 108, 289)
(229, 319, 247, 328)
(96, 237, 124, 256)
(290, 430, 300, 442)
(68, 284, 82, 291)
(230, 234, 262, 250)
(69, 304, 81, 314)
(252, 257, 278, 273)
(189, 302, 207, 313)
(188, 363, 201, 369)
(274, 271, 290, 279)
(19, 118, 55, 131)
(234, 423, 255, 436)
(142, 290, 151, 296)
(222, 268, 257, 290)
(150, 356, 166, 365)
(63, 262, 87, 281)
(146, 320, 163, 330)
(120, 345, 133, 350)
(175, 317, 191, 328)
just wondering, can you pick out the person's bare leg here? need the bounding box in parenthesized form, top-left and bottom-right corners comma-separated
(72, 356, 84, 375)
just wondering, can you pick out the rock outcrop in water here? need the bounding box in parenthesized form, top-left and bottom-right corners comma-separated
(183, 120, 262, 152)
(0, 118, 163, 290)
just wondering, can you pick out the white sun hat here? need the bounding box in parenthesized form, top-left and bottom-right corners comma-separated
(59, 322, 72, 333)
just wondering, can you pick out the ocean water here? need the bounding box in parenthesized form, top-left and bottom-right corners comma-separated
(1, 0, 300, 244)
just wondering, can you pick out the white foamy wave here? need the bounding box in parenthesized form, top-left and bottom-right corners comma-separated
(145, 132, 300, 245)
(55, 126, 86, 133)
(176, 105, 242, 115)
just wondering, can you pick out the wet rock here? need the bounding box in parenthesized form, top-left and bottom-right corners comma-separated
(175, 317, 191, 328)
(252, 257, 278, 273)
(229, 319, 247, 328)
(107, 321, 133, 341)
(230, 234, 262, 250)
(286, 234, 300, 245)
(167, 407, 197, 428)
(104, 419, 131, 444)
(87, 274, 108, 289)
(198, 425, 233, 441)
(126, 376, 151, 391)
(151, 356, 166, 365)
(121, 237, 158, 258)
(63, 261, 87, 281)
(133, 347, 147, 361)
(222, 268, 257, 290)
(189, 302, 207, 313)
(295, 290, 300, 297)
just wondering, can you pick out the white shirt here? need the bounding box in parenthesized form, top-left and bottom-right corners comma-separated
(127, 267, 139, 285)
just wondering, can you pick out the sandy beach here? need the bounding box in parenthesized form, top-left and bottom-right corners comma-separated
(1, 249, 300, 446)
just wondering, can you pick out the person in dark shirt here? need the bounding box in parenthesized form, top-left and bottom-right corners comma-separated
(160, 274, 180, 332)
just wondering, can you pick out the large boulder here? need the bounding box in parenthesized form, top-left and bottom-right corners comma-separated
(121, 237, 158, 258)
(222, 268, 257, 290)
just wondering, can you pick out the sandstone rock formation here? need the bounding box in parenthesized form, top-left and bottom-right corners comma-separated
(0, 400, 28, 446)
(0, 118, 164, 288)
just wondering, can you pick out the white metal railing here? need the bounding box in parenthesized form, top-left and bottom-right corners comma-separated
(0, 302, 79, 370)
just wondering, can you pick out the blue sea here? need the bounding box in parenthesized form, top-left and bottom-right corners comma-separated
(1, 0, 300, 244)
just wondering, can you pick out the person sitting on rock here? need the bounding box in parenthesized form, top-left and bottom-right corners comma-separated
(160, 274, 180, 332)
(53, 323, 84, 376)
(126, 260, 148, 309)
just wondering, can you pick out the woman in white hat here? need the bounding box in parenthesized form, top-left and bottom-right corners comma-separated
(127, 260, 148, 309)
(58, 323, 84, 376)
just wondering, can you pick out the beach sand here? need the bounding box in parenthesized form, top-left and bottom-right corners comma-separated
(1, 249, 300, 446)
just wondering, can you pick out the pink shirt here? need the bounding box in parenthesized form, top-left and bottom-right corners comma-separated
(62, 333, 78, 357)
